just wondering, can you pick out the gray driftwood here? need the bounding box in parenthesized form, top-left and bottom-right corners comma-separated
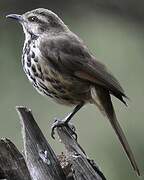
(0, 106, 106, 180)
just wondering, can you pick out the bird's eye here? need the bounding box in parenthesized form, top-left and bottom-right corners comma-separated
(28, 16, 38, 22)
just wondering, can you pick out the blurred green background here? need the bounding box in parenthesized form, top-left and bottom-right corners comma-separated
(1, 0, 144, 179)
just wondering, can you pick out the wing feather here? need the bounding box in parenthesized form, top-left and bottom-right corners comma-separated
(40, 33, 127, 101)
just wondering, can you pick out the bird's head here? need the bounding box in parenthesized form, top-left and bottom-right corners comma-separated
(6, 8, 68, 39)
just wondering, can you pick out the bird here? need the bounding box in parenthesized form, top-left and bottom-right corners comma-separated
(6, 8, 140, 175)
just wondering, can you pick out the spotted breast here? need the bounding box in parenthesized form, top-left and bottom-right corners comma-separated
(22, 38, 91, 105)
(22, 38, 55, 97)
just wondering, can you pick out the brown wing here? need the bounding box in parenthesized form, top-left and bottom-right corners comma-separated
(40, 33, 126, 103)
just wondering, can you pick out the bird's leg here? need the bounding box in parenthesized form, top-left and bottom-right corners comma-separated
(51, 102, 84, 139)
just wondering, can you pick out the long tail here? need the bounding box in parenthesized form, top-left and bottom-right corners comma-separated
(91, 87, 140, 176)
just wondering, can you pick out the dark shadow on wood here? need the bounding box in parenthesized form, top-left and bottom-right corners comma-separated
(0, 138, 31, 180)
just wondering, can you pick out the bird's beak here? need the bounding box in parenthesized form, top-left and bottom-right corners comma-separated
(6, 14, 23, 23)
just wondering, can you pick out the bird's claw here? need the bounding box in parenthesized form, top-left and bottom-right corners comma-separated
(51, 118, 77, 140)
(51, 118, 62, 139)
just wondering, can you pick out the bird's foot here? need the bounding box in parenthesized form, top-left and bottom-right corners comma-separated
(51, 118, 77, 140)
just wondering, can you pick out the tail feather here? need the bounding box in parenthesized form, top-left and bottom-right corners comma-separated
(91, 87, 140, 176)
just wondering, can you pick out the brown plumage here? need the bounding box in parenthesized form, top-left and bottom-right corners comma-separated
(7, 8, 140, 176)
